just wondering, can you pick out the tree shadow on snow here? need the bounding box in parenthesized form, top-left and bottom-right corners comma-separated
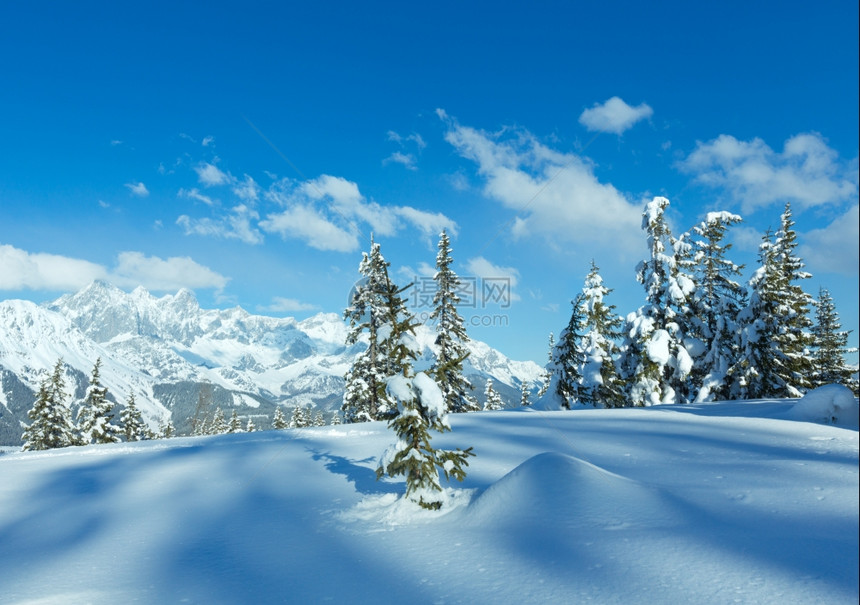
(308, 448, 400, 496)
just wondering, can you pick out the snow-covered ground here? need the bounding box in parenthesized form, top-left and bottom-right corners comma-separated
(1, 397, 857, 604)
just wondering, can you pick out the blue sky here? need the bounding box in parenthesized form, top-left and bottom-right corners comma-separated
(1, 0, 858, 364)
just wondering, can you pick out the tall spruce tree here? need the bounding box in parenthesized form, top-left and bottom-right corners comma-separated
(687, 212, 745, 401)
(376, 283, 474, 510)
(22, 361, 77, 451)
(343, 237, 401, 423)
(577, 262, 626, 408)
(430, 230, 478, 413)
(621, 197, 694, 405)
(553, 294, 586, 409)
(811, 287, 858, 393)
(737, 204, 814, 398)
(519, 379, 531, 407)
(537, 333, 554, 398)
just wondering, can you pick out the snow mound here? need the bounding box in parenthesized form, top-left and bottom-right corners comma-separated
(784, 384, 859, 428)
(465, 451, 671, 529)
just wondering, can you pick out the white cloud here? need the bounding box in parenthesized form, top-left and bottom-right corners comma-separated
(383, 151, 417, 170)
(260, 204, 359, 252)
(679, 132, 859, 213)
(578, 97, 653, 135)
(194, 161, 231, 187)
(0, 244, 107, 291)
(0, 245, 227, 293)
(799, 204, 859, 277)
(394, 207, 458, 238)
(111, 252, 228, 292)
(125, 182, 149, 197)
(259, 297, 318, 313)
(177, 204, 263, 245)
(465, 256, 521, 302)
(178, 187, 215, 206)
(232, 174, 260, 202)
(440, 111, 642, 251)
(202, 136, 215, 147)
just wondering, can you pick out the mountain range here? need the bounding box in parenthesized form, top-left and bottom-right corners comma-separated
(0, 281, 542, 445)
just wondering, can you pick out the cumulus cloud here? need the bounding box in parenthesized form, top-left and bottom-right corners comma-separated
(0, 245, 227, 293)
(258, 297, 318, 313)
(679, 132, 859, 213)
(799, 204, 859, 277)
(232, 174, 260, 202)
(125, 182, 149, 197)
(194, 161, 231, 187)
(258, 174, 457, 252)
(439, 110, 642, 251)
(259, 204, 360, 252)
(578, 97, 653, 135)
(111, 252, 228, 291)
(0, 244, 107, 291)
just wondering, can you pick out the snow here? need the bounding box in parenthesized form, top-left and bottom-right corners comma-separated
(0, 402, 857, 604)
(783, 384, 859, 428)
(647, 328, 671, 365)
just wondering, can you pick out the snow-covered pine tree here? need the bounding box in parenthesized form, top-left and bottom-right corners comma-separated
(577, 262, 626, 408)
(289, 404, 308, 429)
(537, 333, 554, 398)
(553, 294, 586, 409)
(430, 230, 478, 413)
(686, 212, 745, 401)
(343, 237, 400, 423)
(227, 409, 242, 433)
(376, 287, 474, 510)
(272, 407, 289, 429)
(159, 419, 175, 439)
(737, 204, 815, 399)
(811, 287, 858, 393)
(621, 197, 693, 405)
(120, 393, 146, 442)
(330, 413, 342, 426)
(313, 410, 326, 427)
(21, 361, 77, 451)
(76, 358, 121, 445)
(245, 417, 256, 432)
(483, 379, 504, 411)
(770, 202, 815, 395)
(209, 407, 229, 434)
(519, 379, 531, 407)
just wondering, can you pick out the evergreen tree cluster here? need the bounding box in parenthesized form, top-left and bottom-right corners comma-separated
(548, 199, 857, 409)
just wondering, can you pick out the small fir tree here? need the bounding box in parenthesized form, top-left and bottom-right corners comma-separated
(120, 393, 146, 442)
(21, 362, 76, 451)
(272, 407, 289, 429)
(209, 407, 229, 435)
(811, 287, 858, 393)
(519, 380, 531, 407)
(227, 409, 242, 433)
(537, 333, 554, 398)
(76, 358, 121, 445)
(376, 287, 474, 510)
(159, 419, 175, 439)
(483, 379, 504, 411)
(245, 417, 256, 432)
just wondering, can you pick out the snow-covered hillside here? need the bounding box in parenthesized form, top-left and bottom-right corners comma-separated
(0, 281, 542, 445)
(0, 398, 857, 604)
